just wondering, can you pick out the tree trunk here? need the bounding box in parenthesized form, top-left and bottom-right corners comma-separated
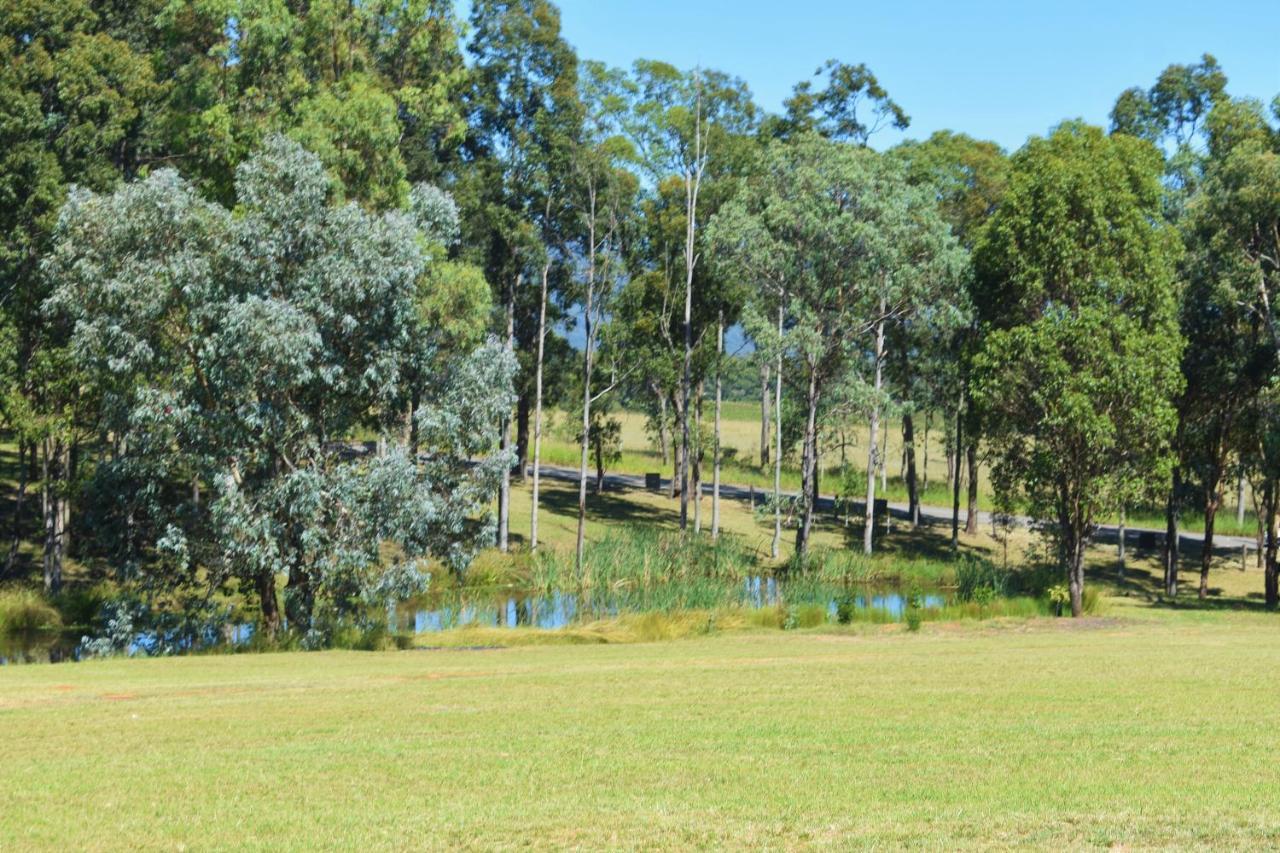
(576, 278, 595, 573)
(498, 273, 519, 553)
(759, 361, 771, 467)
(922, 412, 930, 492)
(1164, 467, 1181, 597)
(679, 199, 696, 532)
(41, 438, 67, 595)
(1117, 507, 1126, 579)
(1237, 474, 1247, 527)
(595, 439, 605, 494)
(693, 383, 703, 534)
(530, 264, 549, 552)
(795, 357, 819, 559)
(879, 420, 888, 494)
(951, 401, 963, 550)
(5, 440, 29, 576)
(1066, 523, 1086, 618)
(864, 315, 885, 555)
(903, 413, 919, 526)
(1200, 477, 1221, 600)
(965, 443, 979, 535)
(669, 401, 682, 500)
(654, 383, 670, 467)
(771, 302, 784, 561)
(284, 566, 307, 633)
(1264, 481, 1278, 609)
(257, 568, 281, 637)
(516, 393, 531, 483)
(712, 313, 723, 540)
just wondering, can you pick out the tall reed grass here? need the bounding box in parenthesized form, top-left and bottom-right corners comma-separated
(0, 587, 62, 635)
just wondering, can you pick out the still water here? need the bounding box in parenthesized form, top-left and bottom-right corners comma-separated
(395, 579, 947, 633)
(1, 578, 948, 664)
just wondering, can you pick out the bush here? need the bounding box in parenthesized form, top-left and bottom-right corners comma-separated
(0, 587, 62, 635)
(53, 584, 112, 628)
(955, 556, 1011, 602)
(1082, 586, 1106, 616)
(786, 603, 828, 629)
(904, 587, 924, 633)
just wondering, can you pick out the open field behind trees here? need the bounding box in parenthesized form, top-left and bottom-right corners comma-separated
(4, 605, 1279, 848)
(535, 404, 1263, 538)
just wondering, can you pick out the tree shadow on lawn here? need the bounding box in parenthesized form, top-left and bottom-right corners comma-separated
(1084, 548, 1275, 613)
(530, 479, 684, 534)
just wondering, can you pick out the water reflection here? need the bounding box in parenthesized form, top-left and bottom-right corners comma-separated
(399, 579, 949, 634)
(2, 577, 950, 664)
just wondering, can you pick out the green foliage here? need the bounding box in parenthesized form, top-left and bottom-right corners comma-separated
(779, 59, 908, 144)
(292, 74, 410, 209)
(904, 586, 924, 632)
(1047, 584, 1071, 617)
(972, 122, 1184, 613)
(46, 136, 516, 638)
(954, 557, 1011, 602)
(0, 587, 62, 635)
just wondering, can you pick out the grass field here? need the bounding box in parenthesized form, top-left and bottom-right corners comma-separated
(3, 601, 1279, 848)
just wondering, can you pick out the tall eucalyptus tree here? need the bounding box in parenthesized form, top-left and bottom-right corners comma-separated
(46, 137, 515, 639)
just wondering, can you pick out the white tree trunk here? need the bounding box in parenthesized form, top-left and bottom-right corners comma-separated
(498, 273, 519, 553)
(864, 312, 885, 555)
(693, 383, 703, 534)
(530, 264, 549, 552)
(712, 312, 723, 540)
(771, 300, 784, 560)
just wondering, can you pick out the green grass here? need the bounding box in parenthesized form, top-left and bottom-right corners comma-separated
(3, 607, 1280, 847)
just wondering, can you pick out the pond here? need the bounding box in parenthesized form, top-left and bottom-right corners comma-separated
(1, 577, 949, 664)
(395, 579, 948, 633)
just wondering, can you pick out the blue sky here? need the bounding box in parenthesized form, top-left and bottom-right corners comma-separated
(550, 0, 1280, 152)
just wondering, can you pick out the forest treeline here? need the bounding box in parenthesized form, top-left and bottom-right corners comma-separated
(2, 0, 1278, 632)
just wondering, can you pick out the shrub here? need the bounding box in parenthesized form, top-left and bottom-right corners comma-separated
(1047, 584, 1070, 617)
(955, 556, 1010, 602)
(747, 606, 786, 629)
(0, 587, 62, 635)
(904, 587, 924, 633)
(53, 584, 112, 628)
(1082, 586, 1106, 615)
(788, 603, 829, 629)
(835, 594, 856, 625)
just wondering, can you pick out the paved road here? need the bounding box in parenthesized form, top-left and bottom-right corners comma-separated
(532, 464, 1259, 556)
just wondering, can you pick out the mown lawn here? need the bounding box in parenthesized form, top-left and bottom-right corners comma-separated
(3, 607, 1279, 848)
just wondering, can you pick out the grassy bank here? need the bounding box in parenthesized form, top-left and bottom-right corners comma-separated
(3, 607, 1278, 848)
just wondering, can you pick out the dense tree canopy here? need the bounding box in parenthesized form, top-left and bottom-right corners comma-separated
(45, 136, 514, 639)
(2, 1, 1280, 645)
(972, 123, 1185, 616)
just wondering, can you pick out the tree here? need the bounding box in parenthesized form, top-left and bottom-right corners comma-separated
(0, 0, 162, 591)
(566, 61, 638, 567)
(621, 60, 756, 531)
(45, 136, 514, 639)
(778, 59, 909, 144)
(711, 134, 959, 559)
(1110, 54, 1227, 212)
(892, 131, 1008, 531)
(1186, 97, 1280, 600)
(972, 122, 1184, 617)
(463, 0, 581, 552)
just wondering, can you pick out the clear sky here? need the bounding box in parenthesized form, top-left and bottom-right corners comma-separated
(549, 0, 1280, 152)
